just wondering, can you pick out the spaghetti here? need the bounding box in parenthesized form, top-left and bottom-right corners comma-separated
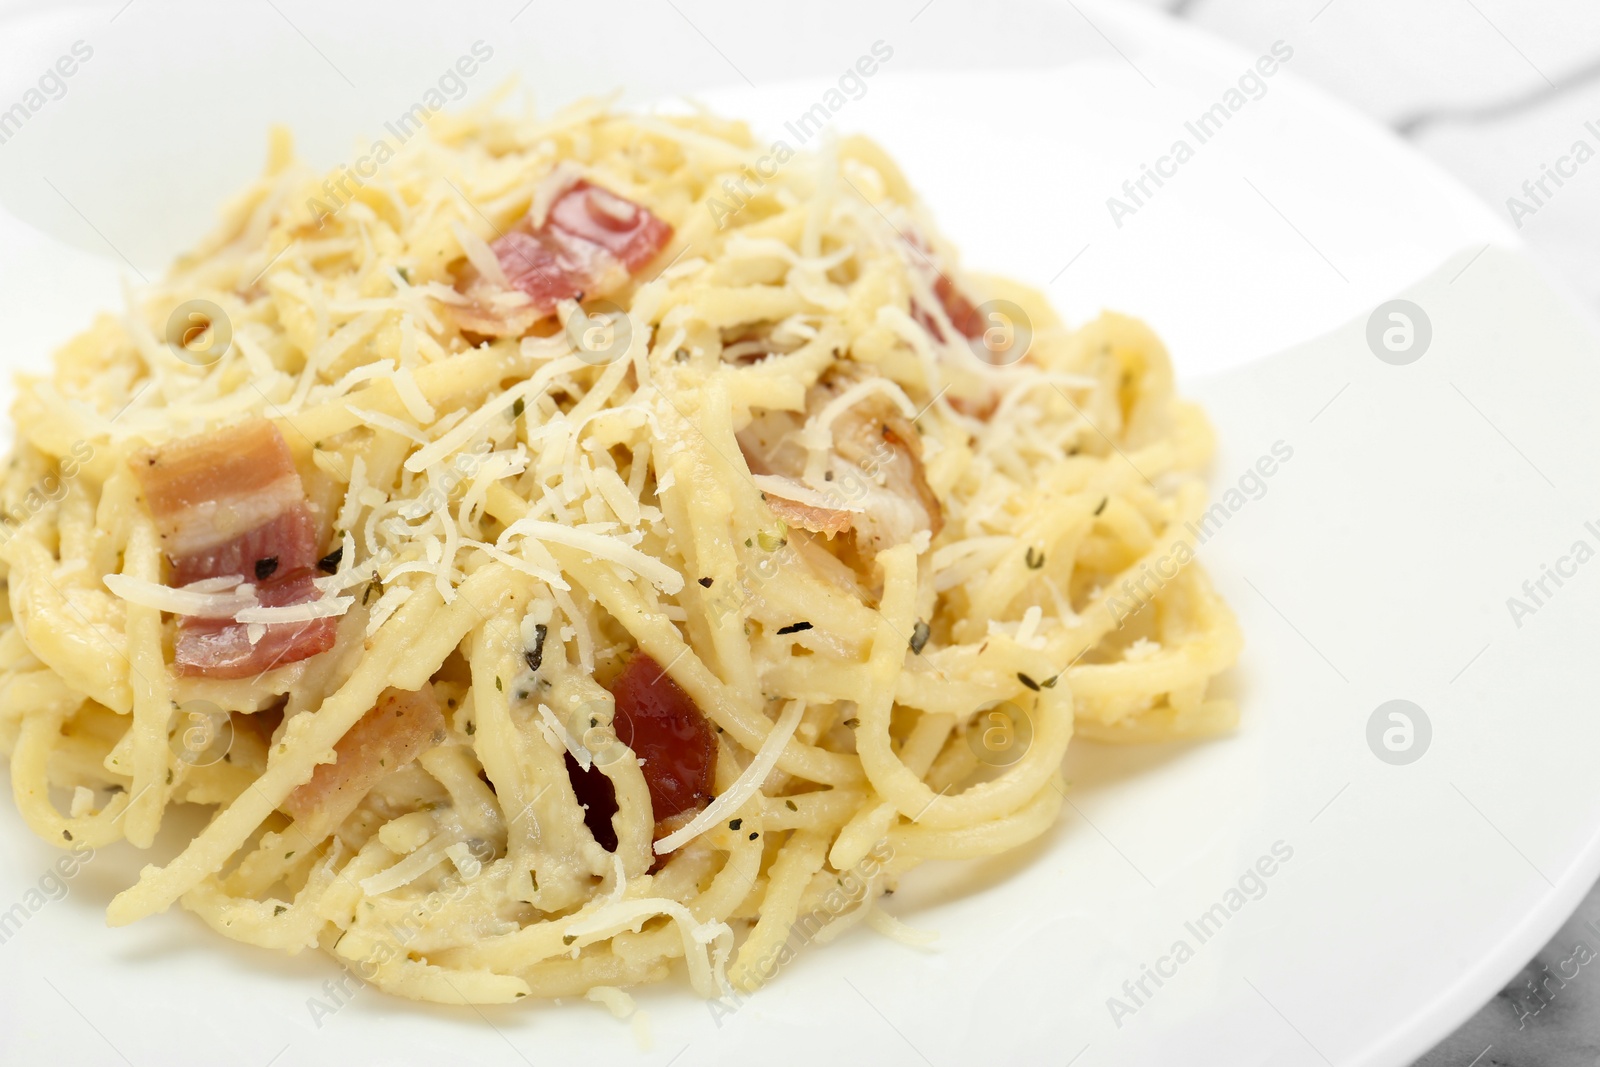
(0, 97, 1240, 1004)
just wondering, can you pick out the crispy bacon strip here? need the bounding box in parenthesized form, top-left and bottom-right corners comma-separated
(455, 178, 672, 337)
(281, 685, 447, 843)
(566, 652, 717, 851)
(130, 419, 335, 678)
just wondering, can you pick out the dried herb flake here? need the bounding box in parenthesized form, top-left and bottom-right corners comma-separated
(909, 619, 931, 655)
(524, 623, 548, 672)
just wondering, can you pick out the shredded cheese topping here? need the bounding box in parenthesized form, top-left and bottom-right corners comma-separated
(0, 97, 1239, 1008)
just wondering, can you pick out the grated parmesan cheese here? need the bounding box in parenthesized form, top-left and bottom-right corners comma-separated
(234, 595, 355, 624)
(104, 573, 258, 617)
(451, 220, 510, 289)
(499, 517, 684, 595)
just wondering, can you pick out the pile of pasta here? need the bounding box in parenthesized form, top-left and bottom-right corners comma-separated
(0, 96, 1240, 1005)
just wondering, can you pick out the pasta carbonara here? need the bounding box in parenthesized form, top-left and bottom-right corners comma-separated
(0, 95, 1240, 1005)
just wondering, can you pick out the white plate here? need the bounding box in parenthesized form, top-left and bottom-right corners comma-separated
(0, 3, 1589, 1066)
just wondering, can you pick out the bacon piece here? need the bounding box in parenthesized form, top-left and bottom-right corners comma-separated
(889, 433, 941, 538)
(281, 685, 447, 842)
(545, 181, 673, 273)
(135, 419, 313, 565)
(609, 652, 718, 820)
(935, 275, 984, 339)
(761, 493, 855, 539)
(914, 275, 983, 344)
(565, 753, 619, 851)
(903, 228, 983, 344)
(912, 277, 1007, 418)
(454, 178, 672, 337)
(489, 228, 616, 314)
(173, 570, 337, 679)
(903, 232, 1012, 417)
(742, 426, 858, 540)
(168, 507, 318, 588)
(737, 364, 942, 555)
(130, 419, 336, 678)
(566, 652, 717, 850)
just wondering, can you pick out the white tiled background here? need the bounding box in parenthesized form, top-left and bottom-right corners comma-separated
(1121, 1, 1600, 1061)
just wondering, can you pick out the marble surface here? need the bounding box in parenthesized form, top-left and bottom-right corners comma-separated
(1123, 0, 1600, 1061)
